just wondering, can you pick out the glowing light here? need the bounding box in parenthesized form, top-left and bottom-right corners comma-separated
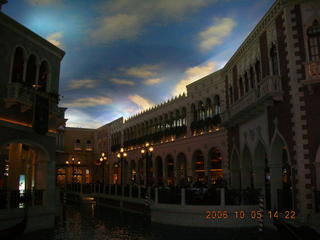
(149, 147, 154, 152)
(117, 153, 121, 158)
(123, 152, 127, 157)
(120, 148, 124, 153)
(141, 149, 145, 154)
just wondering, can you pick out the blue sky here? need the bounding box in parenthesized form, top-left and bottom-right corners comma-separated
(3, 0, 274, 128)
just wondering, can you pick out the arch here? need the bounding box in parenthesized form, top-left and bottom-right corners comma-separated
(270, 43, 279, 75)
(192, 150, 205, 183)
(138, 158, 144, 185)
(155, 156, 163, 185)
(176, 152, 187, 184)
(0, 140, 50, 199)
(38, 60, 50, 91)
(11, 47, 25, 83)
(214, 95, 221, 114)
(241, 145, 253, 189)
(129, 160, 137, 183)
(208, 147, 223, 185)
(198, 101, 205, 120)
(112, 162, 120, 184)
(25, 54, 37, 87)
(165, 154, 174, 186)
(230, 148, 241, 189)
(270, 132, 293, 210)
(253, 140, 271, 208)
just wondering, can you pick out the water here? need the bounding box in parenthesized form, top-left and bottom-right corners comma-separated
(22, 203, 281, 240)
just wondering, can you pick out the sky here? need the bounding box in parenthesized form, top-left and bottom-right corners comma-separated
(3, 0, 275, 128)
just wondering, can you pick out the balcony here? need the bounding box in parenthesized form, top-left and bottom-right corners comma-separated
(74, 143, 82, 151)
(222, 75, 283, 126)
(304, 61, 320, 85)
(4, 82, 66, 127)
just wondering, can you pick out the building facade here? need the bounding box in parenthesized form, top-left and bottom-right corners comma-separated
(0, 3, 66, 233)
(85, 0, 320, 222)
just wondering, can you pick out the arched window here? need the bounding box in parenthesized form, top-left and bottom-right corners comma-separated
(205, 98, 212, 118)
(239, 77, 244, 97)
(307, 20, 320, 61)
(229, 87, 233, 104)
(244, 72, 249, 92)
(38, 61, 49, 92)
(11, 47, 25, 83)
(191, 104, 197, 121)
(214, 95, 221, 114)
(249, 66, 255, 89)
(198, 101, 205, 120)
(25, 55, 37, 87)
(270, 43, 279, 75)
(255, 60, 261, 84)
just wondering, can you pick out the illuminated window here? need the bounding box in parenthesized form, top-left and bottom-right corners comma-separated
(308, 20, 320, 61)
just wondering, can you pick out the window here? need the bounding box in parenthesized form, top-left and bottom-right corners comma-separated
(11, 47, 24, 83)
(229, 87, 233, 104)
(307, 20, 320, 61)
(214, 95, 221, 114)
(38, 61, 49, 92)
(250, 67, 255, 89)
(255, 60, 261, 83)
(244, 72, 249, 92)
(270, 43, 279, 75)
(239, 77, 244, 97)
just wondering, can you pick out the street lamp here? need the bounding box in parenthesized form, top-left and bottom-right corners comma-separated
(116, 147, 128, 186)
(66, 157, 80, 184)
(141, 142, 154, 187)
(99, 152, 108, 186)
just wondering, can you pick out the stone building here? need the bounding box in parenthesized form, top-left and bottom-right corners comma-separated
(89, 0, 320, 222)
(0, 1, 66, 233)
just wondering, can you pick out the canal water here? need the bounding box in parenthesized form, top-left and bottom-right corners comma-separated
(22, 203, 281, 240)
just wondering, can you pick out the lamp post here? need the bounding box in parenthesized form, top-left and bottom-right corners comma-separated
(99, 152, 108, 186)
(66, 157, 80, 184)
(141, 142, 154, 187)
(116, 147, 128, 186)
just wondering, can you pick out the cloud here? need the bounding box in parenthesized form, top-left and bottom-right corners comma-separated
(128, 94, 154, 110)
(172, 61, 217, 96)
(26, 0, 61, 5)
(46, 32, 63, 48)
(121, 64, 161, 79)
(68, 79, 97, 89)
(198, 17, 236, 52)
(143, 78, 162, 85)
(91, 0, 218, 44)
(110, 78, 135, 86)
(63, 97, 113, 108)
(65, 109, 104, 128)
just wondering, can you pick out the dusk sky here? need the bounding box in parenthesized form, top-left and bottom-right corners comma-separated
(3, 0, 274, 128)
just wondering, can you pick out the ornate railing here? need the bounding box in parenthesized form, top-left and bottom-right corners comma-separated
(222, 75, 282, 124)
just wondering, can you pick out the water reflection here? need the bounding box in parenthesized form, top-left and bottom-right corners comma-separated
(22, 203, 280, 240)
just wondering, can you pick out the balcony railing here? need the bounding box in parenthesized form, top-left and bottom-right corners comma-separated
(304, 61, 320, 84)
(222, 75, 282, 125)
(74, 143, 82, 151)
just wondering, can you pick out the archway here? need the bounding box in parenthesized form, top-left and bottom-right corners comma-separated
(253, 141, 271, 209)
(0, 141, 49, 208)
(230, 150, 241, 189)
(193, 150, 205, 183)
(241, 145, 253, 189)
(112, 162, 120, 184)
(155, 156, 163, 185)
(270, 134, 293, 210)
(176, 153, 187, 185)
(165, 155, 174, 186)
(138, 158, 144, 185)
(208, 147, 223, 185)
(38, 61, 49, 92)
(130, 160, 137, 184)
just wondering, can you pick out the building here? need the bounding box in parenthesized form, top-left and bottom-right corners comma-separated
(0, 1, 66, 233)
(69, 0, 319, 223)
(56, 127, 95, 187)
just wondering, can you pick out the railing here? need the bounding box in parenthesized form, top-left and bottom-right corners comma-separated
(66, 183, 261, 207)
(0, 189, 44, 209)
(73, 143, 82, 151)
(223, 75, 282, 124)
